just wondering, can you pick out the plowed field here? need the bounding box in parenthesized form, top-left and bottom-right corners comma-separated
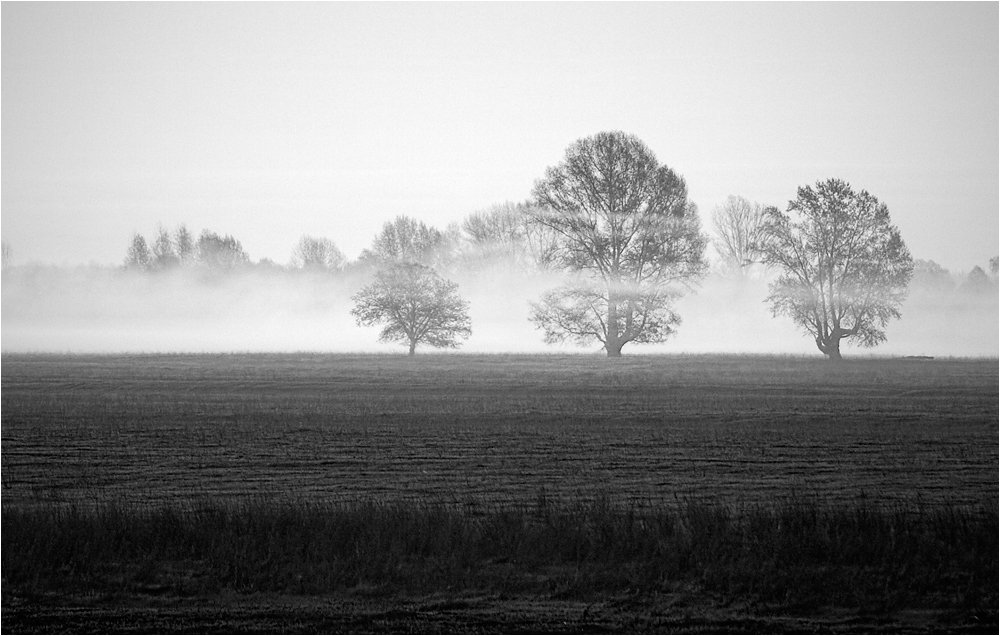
(3, 354, 996, 510)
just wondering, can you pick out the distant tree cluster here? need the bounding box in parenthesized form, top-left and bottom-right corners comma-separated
(125, 226, 248, 272)
(907, 257, 998, 297)
(121, 210, 562, 279)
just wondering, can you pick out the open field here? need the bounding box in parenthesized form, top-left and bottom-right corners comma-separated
(2, 353, 997, 509)
(2, 353, 998, 632)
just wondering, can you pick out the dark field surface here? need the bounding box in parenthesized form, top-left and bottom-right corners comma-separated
(2, 353, 998, 634)
(2, 353, 997, 509)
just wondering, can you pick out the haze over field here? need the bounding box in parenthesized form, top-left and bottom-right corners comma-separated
(2, 265, 996, 357)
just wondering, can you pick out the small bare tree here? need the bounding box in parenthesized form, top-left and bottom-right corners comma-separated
(351, 263, 471, 355)
(125, 233, 152, 270)
(961, 265, 994, 294)
(196, 230, 249, 271)
(291, 235, 346, 271)
(151, 226, 179, 270)
(711, 195, 772, 275)
(175, 225, 195, 265)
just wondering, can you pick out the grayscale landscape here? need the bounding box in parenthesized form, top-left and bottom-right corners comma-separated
(2, 3, 997, 634)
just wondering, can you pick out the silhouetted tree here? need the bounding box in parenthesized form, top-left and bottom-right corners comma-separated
(291, 235, 346, 271)
(196, 230, 249, 271)
(762, 179, 913, 360)
(360, 216, 455, 268)
(527, 131, 707, 356)
(125, 233, 152, 270)
(990, 256, 998, 280)
(711, 195, 774, 275)
(351, 263, 471, 355)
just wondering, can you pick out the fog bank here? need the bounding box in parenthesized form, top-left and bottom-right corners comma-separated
(2, 266, 996, 357)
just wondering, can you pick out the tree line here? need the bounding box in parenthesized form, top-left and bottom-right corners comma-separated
(6, 131, 996, 359)
(120, 201, 564, 276)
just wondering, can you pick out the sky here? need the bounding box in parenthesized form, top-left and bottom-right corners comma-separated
(2, 2, 997, 272)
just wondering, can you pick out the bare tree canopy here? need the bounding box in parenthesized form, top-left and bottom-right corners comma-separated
(196, 230, 249, 271)
(351, 263, 471, 355)
(291, 235, 346, 271)
(461, 201, 558, 269)
(360, 216, 455, 268)
(463, 202, 525, 248)
(711, 195, 773, 275)
(762, 179, 913, 360)
(527, 131, 707, 356)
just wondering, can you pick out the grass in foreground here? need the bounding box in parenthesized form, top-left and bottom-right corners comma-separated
(3, 497, 996, 632)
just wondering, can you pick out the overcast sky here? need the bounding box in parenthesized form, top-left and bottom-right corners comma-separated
(2, 2, 997, 272)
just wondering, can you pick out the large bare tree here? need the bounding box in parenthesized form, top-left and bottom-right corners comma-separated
(762, 179, 913, 360)
(528, 131, 707, 357)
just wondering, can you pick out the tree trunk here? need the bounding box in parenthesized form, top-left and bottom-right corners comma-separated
(816, 335, 842, 360)
(606, 284, 622, 358)
(408, 340, 416, 356)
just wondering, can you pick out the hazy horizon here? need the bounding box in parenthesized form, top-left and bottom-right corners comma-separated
(2, 2, 998, 273)
(2, 262, 996, 357)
